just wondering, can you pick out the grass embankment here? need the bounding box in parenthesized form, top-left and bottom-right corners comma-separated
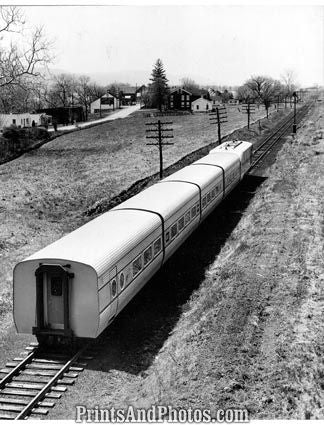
(0, 104, 279, 319)
(122, 106, 323, 419)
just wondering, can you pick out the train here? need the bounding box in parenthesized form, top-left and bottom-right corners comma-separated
(13, 140, 253, 345)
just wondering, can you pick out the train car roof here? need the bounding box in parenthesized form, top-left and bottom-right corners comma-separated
(162, 164, 222, 188)
(210, 140, 252, 156)
(193, 152, 240, 171)
(112, 180, 198, 221)
(210, 140, 252, 154)
(22, 209, 161, 276)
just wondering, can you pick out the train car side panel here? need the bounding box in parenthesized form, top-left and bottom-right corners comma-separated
(163, 192, 200, 261)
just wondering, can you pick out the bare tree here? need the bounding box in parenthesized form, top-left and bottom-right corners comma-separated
(0, 6, 52, 89)
(281, 69, 298, 106)
(45, 73, 81, 108)
(245, 76, 277, 118)
(89, 82, 106, 100)
(180, 77, 199, 92)
(236, 85, 256, 103)
(75, 76, 92, 121)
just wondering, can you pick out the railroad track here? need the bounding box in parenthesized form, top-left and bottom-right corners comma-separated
(0, 342, 94, 420)
(249, 102, 313, 170)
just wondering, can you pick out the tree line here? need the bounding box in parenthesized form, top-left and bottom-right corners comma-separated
(0, 6, 299, 119)
(147, 59, 298, 114)
(0, 6, 132, 119)
(236, 71, 298, 117)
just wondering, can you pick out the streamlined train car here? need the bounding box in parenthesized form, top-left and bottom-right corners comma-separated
(210, 140, 253, 178)
(194, 152, 241, 197)
(13, 141, 252, 344)
(162, 164, 224, 221)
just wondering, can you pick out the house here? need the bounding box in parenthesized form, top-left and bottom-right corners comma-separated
(191, 97, 213, 112)
(227, 99, 240, 106)
(168, 88, 192, 110)
(90, 92, 119, 114)
(209, 88, 223, 104)
(120, 85, 146, 105)
(211, 99, 223, 109)
(0, 113, 43, 131)
(37, 106, 85, 125)
(168, 87, 211, 111)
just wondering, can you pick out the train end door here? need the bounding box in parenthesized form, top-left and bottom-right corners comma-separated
(32, 264, 74, 341)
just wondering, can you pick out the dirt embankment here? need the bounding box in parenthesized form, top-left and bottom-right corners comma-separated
(121, 105, 323, 419)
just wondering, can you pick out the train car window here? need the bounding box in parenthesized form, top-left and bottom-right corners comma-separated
(211, 189, 216, 199)
(207, 193, 211, 203)
(202, 196, 207, 208)
(196, 203, 200, 213)
(178, 216, 185, 231)
(132, 256, 143, 277)
(111, 279, 117, 297)
(51, 276, 62, 296)
(185, 211, 191, 225)
(144, 246, 153, 266)
(153, 238, 162, 256)
(165, 231, 170, 244)
(171, 223, 177, 239)
(191, 206, 196, 218)
(125, 268, 132, 285)
(119, 273, 125, 289)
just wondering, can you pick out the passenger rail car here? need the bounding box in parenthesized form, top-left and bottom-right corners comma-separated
(13, 140, 252, 344)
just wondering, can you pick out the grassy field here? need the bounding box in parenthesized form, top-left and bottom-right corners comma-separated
(43, 102, 324, 420)
(0, 104, 278, 317)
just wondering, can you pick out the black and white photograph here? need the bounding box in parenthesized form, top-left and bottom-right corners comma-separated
(0, 0, 323, 421)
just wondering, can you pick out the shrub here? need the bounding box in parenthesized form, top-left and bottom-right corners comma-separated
(0, 125, 50, 163)
(2, 125, 22, 142)
(2, 125, 50, 142)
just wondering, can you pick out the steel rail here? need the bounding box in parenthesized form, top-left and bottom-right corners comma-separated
(249, 103, 312, 170)
(0, 343, 91, 420)
(14, 345, 89, 420)
(0, 351, 36, 390)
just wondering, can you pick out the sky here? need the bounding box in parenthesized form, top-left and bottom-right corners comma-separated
(20, 4, 324, 87)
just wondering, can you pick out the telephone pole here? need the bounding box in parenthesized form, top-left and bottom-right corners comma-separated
(241, 102, 256, 129)
(292, 91, 298, 133)
(209, 106, 228, 145)
(146, 120, 174, 178)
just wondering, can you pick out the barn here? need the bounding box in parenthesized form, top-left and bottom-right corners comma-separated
(90, 92, 120, 114)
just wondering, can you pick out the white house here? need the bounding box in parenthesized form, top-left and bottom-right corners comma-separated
(191, 97, 213, 112)
(228, 99, 240, 106)
(90, 92, 119, 114)
(0, 113, 43, 131)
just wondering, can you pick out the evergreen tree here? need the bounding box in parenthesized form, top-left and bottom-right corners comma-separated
(149, 59, 169, 111)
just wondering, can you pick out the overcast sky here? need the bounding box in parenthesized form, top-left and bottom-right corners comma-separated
(22, 4, 323, 87)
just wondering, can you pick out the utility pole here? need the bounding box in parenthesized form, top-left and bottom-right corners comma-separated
(292, 91, 298, 133)
(209, 106, 228, 145)
(146, 120, 174, 178)
(241, 102, 255, 129)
